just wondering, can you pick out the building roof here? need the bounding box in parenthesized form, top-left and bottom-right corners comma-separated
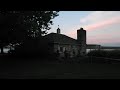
(44, 33, 78, 45)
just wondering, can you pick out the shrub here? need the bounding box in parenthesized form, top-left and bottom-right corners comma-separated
(87, 49, 120, 59)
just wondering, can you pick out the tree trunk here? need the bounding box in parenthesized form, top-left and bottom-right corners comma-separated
(0, 46, 4, 54)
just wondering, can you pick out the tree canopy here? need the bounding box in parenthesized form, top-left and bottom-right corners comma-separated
(0, 11, 59, 53)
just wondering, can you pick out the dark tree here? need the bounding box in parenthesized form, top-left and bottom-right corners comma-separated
(0, 11, 59, 53)
(15, 11, 59, 38)
(0, 13, 19, 53)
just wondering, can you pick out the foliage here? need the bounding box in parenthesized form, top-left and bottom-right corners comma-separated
(0, 11, 59, 53)
(87, 50, 120, 59)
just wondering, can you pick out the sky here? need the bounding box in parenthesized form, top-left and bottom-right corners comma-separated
(49, 11, 120, 47)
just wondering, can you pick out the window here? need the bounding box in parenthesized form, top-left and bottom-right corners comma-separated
(60, 47, 63, 52)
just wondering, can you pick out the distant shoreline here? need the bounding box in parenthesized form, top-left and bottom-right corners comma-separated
(0, 48, 117, 54)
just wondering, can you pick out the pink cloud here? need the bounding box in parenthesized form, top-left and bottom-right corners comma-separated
(67, 28, 120, 39)
(87, 32, 120, 44)
(66, 16, 120, 45)
(66, 30, 120, 45)
(84, 16, 120, 31)
(88, 38, 120, 44)
(66, 16, 120, 39)
(87, 33, 114, 40)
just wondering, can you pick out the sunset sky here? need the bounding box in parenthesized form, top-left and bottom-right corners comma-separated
(49, 11, 120, 46)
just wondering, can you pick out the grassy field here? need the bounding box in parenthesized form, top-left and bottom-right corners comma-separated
(0, 57, 120, 79)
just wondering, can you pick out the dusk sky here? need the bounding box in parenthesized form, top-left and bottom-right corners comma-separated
(49, 11, 120, 46)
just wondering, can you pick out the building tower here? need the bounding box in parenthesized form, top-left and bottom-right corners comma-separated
(77, 27, 86, 56)
(57, 25, 60, 34)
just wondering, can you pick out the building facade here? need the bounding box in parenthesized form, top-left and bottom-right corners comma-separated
(44, 27, 86, 58)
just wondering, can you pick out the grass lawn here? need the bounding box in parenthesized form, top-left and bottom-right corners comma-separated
(0, 57, 120, 79)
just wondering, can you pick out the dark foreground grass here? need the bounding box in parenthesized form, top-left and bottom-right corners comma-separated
(0, 57, 120, 79)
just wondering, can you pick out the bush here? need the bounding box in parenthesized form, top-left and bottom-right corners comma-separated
(87, 50, 120, 59)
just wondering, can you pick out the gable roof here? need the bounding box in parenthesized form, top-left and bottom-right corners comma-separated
(44, 33, 78, 45)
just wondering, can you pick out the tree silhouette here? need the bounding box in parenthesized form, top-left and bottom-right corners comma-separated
(0, 11, 59, 54)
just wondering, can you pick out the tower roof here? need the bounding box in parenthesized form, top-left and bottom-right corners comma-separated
(57, 25, 61, 34)
(80, 27, 83, 30)
(77, 27, 86, 31)
(57, 25, 60, 30)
